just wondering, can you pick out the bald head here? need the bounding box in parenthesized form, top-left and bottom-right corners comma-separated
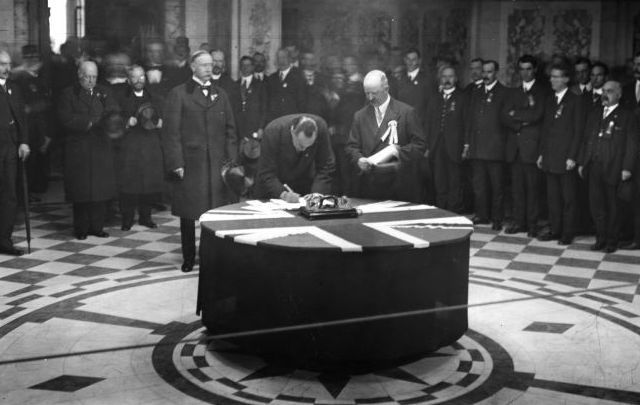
(363, 70, 389, 107)
(78, 61, 98, 91)
(602, 80, 622, 107)
(0, 50, 11, 80)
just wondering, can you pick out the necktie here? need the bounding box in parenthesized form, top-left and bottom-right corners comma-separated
(280, 71, 285, 82)
(241, 78, 247, 88)
(556, 94, 561, 105)
(603, 107, 609, 119)
(443, 92, 450, 101)
(375, 106, 383, 127)
(201, 85, 211, 96)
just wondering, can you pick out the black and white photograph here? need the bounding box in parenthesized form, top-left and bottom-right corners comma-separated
(0, 0, 640, 403)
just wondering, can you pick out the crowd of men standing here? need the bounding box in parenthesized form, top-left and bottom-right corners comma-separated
(0, 36, 639, 267)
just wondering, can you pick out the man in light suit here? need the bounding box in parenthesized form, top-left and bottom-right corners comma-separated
(161, 50, 237, 272)
(345, 70, 426, 202)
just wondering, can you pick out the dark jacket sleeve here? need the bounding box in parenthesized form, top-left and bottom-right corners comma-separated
(569, 95, 586, 161)
(345, 112, 365, 165)
(623, 111, 638, 173)
(10, 85, 28, 145)
(398, 106, 427, 162)
(222, 93, 238, 162)
(256, 126, 286, 198)
(160, 87, 184, 172)
(311, 126, 336, 194)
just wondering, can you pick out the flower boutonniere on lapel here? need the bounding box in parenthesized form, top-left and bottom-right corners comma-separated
(7, 87, 11, 96)
(601, 119, 615, 139)
(450, 100, 457, 112)
(554, 103, 564, 119)
(210, 92, 219, 103)
(380, 119, 399, 145)
(413, 79, 418, 85)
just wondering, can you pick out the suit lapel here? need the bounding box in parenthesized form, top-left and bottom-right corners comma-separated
(374, 99, 400, 146)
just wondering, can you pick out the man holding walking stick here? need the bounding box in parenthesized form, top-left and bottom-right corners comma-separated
(0, 50, 30, 256)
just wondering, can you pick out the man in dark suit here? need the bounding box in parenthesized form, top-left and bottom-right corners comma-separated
(621, 51, 640, 110)
(537, 64, 586, 245)
(252, 52, 267, 82)
(393, 48, 431, 127)
(570, 57, 592, 96)
(58, 61, 120, 240)
(345, 70, 426, 202)
(114, 65, 165, 231)
(583, 62, 607, 113)
(210, 50, 239, 99)
(464, 58, 484, 95)
(0, 50, 30, 256)
(503, 55, 548, 236)
(620, 106, 640, 250)
(161, 50, 237, 272)
(465, 60, 508, 230)
(255, 114, 335, 201)
(425, 66, 466, 213)
(578, 81, 637, 253)
(300, 52, 330, 121)
(236, 55, 267, 140)
(143, 40, 173, 98)
(266, 48, 305, 122)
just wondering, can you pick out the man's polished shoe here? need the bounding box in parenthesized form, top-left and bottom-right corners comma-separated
(89, 231, 109, 238)
(0, 246, 24, 256)
(620, 241, 640, 250)
(558, 236, 573, 245)
(491, 221, 503, 231)
(472, 216, 490, 225)
(139, 220, 158, 229)
(505, 225, 526, 234)
(181, 259, 194, 273)
(590, 241, 606, 251)
(604, 245, 617, 254)
(537, 232, 559, 242)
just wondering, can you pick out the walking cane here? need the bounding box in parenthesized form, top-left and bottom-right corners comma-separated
(20, 160, 31, 254)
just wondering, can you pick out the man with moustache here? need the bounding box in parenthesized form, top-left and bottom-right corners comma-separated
(143, 40, 172, 97)
(266, 48, 305, 121)
(502, 55, 548, 236)
(58, 61, 120, 240)
(424, 66, 466, 213)
(255, 114, 335, 201)
(584, 62, 608, 112)
(0, 50, 30, 256)
(578, 81, 637, 253)
(162, 50, 237, 272)
(114, 65, 165, 231)
(300, 52, 330, 121)
(210, 50, 238, 97)
(345, 70, 425, 202)
(537, 64, 586, 245)
(465, 60, 508, 230)
(252, 52, 267, 82)
(464, 58, 484, 95)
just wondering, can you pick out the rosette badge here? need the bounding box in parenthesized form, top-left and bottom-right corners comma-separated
(381, 120, 398, 145)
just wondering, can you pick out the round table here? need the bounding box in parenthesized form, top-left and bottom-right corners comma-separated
(197, 199, 473, 364)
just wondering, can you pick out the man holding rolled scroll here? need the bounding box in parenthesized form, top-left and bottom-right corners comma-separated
(345, 70, 426, 202)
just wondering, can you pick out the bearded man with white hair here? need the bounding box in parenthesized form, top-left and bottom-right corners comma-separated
(345, 69, 425, 202)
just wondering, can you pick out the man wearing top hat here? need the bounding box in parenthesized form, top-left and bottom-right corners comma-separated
(114, 65, 165, 231)
(161, 50, 237, 272)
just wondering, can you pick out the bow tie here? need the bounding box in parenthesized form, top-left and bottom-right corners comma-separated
(200, 85, 212, 92)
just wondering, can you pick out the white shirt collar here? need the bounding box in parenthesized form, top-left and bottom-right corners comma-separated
(485, 80, 497, 92)
(212, 73, 222, 81)
(254, 72, 264, 79)
(279, 66, 292, 79)
(134, 90, 144, 97)
(0, 78, 6, 87)
(555, 87, 569, 103)
(192, 76, 211, 87)
(474, 79, 483, 86)
(522, 79, 535, 92)
(592, 87, 603, 95)
(604, 103, 618, 117)
(579, 83, 592, 92)
(376, 94, 391, 118)
(241, 74, 253, 87)
(443, 87, 455, 95)
(407, 68, 419, 81)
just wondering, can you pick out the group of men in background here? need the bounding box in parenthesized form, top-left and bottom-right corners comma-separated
(1, 35, 640, 267)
